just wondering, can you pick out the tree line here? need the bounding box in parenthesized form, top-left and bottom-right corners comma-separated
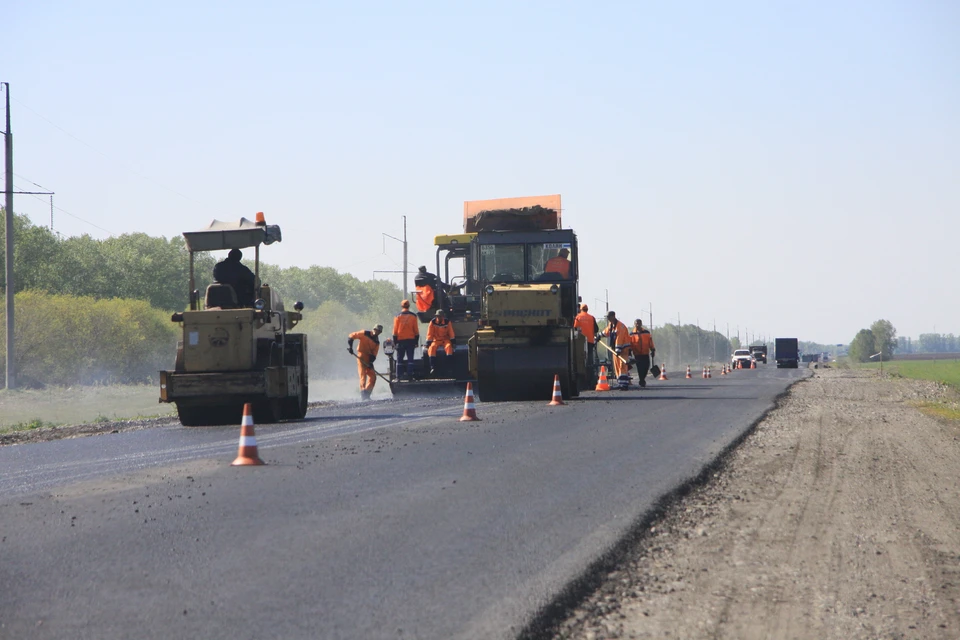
(896, 333, 960, 354)
(0, 212, 404, 386)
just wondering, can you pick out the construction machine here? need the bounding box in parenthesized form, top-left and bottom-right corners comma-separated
(159, 214, 309, 426)
(464, 195, 589, 401)
(386, 233, 479, 396)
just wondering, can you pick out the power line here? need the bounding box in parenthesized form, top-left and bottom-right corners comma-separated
(12, 97, 208, 206)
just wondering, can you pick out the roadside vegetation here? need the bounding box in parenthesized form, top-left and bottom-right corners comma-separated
(860, 358, 960, 421)
(0, 212, 405, 390)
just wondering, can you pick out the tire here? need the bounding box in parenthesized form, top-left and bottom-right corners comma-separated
(281, 347, 309, 420)
(176, 404, 207, 427)
(253, 398, 283, 424)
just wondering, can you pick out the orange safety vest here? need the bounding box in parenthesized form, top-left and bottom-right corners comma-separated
(543, 257, 570, 278)
(630, 330, 655, 355)
(348, 330, 381, 359)
(602, 320, 631, 348)
(415, 285, 435, 312)
(574, 311, 598, 344)
(393, 310, 419, 341)
(426, 318, 455, 343)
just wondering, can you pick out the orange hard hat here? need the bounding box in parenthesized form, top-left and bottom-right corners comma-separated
(401, 299, 410, 308)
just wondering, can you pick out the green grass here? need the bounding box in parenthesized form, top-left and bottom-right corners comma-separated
(859, 359, 960, 423)
(859, 359, 960, 388)
(0, 384, 176, 431)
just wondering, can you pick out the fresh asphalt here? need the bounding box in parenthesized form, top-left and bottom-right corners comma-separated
(0, 366, 809, 639)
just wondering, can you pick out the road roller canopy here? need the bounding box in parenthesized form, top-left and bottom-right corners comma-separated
(183, 216, 282, 253)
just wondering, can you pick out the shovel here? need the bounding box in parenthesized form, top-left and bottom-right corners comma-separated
(348, 350, 393, 385)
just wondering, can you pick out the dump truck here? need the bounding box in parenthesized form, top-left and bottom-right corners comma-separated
(386, 232, 479, 395)
(749, 344, 768, 364)
(159, 214, 309, 426)
(775, 337, 800, 368)
(464, 195, 589, 401)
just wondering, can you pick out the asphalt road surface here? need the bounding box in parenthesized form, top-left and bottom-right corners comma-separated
(0, 366, 808, 639)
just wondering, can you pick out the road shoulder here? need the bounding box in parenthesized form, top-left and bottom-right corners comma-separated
(554, 368, 960, 639)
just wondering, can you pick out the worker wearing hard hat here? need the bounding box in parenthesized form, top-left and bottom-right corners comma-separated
(347, 324, 383, 400)
(629, 319, 656, 388)
(392, 300, 420, 380)
(601, 311, 631, 380)
(543, 247, 571, 279)
(425, 309, 455, 375)
(574, 303, 599, 372)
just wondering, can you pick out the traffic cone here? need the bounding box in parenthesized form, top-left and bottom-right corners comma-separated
(702, 366, 708, 379)
(595, 366, 610, 391)
(721, 364, 727, 375)
(232, 403, 265, 466)
(751, 359, 756, 369)
(685, 365, 692, 379)
(548, 374, 565, 406)
(659, 364, 668, 381)
(459, 382, 480, 421)
(707, 366, 712, 379)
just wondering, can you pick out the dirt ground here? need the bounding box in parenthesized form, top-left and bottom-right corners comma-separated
(555, 368, 960, 640)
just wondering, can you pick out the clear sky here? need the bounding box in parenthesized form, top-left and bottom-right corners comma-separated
(6, 1, 958, 344)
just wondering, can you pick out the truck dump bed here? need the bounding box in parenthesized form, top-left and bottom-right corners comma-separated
(463, 195, 561, 232)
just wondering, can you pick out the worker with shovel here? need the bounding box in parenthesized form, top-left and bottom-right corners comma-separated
(348, 324, 383, 400)
(601, 311, 632, 384)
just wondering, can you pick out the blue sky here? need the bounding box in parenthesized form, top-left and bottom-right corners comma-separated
(6, 1, 958, 343)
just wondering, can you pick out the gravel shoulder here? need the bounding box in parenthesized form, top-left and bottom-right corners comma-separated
(554, 368, 960, 639)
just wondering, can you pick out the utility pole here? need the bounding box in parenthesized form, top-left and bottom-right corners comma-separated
(3, 82, 14, 390)
(696, 317, 701, 367)
(382, 215, 408, 300)
(648, 302, 653, 330)
(677, 312, 681, 368)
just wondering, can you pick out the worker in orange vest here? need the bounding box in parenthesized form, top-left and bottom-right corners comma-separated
(574, 303, 599, 372)
(601, 310, 632, 380)
(392, 299, 420, 380)
(543, 247, 571, 279)
(425, 309, 455, 375)
(629, 319, 656, 388)
(348, 324, 383, 400)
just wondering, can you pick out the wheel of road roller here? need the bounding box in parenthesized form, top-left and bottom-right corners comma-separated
(176, 403, 208, 427)
(281, 351, 309, 420)
(253, 398, 283, 424)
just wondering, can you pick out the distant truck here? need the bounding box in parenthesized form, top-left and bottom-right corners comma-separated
(775, 338, 799, 369)
(749, 345, 768, 364)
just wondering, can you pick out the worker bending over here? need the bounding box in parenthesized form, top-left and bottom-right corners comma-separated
(392, 300, 420, 380)
(601, 310, 631, 381)
(425, 309, 455, 375)
(629, 319, 656, 388)
(348, 324, 383, 400)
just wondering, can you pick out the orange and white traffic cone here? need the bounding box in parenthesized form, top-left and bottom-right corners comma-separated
(751, 359, 756, 369)
(707, 366, 712, 379)
(702, 366, 707, 379)
(459, 382, 480, 421)
(232, 403, 265, 466)
(721, 364, 727, 375)
(595, 366, 610, 391)
(659, 364, 668, 381)
(548, 374, 565, 406)
(685, 365, 692, 379)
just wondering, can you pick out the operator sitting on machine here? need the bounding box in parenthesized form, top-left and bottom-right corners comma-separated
(425, 309, 455, 375)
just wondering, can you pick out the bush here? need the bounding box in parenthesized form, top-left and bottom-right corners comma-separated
(0, 291, 178, 386)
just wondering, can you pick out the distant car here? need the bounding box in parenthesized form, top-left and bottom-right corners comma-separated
(749, 345, 768, 364)
(731, 349, 756, 369)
